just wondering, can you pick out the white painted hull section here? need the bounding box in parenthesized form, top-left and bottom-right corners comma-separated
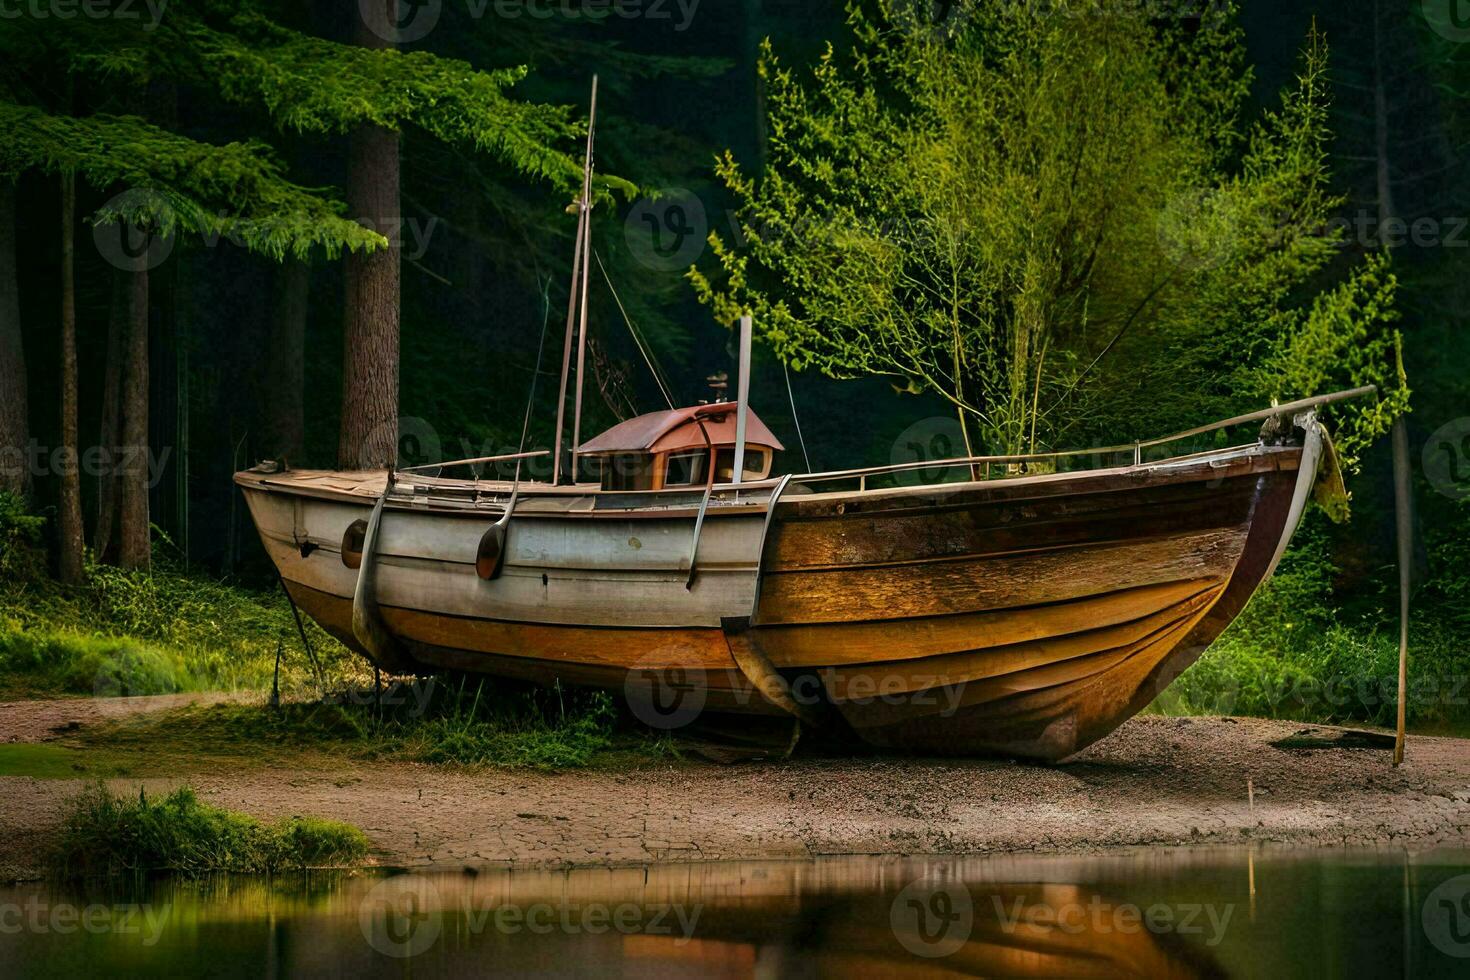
(242, 488, 767, 628)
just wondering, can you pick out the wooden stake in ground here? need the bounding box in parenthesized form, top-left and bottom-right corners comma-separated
(1391, 416, 1411, 765)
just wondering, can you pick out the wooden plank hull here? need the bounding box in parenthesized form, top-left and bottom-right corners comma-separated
(237, 438, 1312, 760)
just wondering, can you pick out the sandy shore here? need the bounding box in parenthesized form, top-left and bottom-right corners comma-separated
(2, 698, 1468, 880)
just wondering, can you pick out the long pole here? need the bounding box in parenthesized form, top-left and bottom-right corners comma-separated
(1391, 415, 1412, 765)
(570, 104, 597, 482)
(732, 314, 753, 485)
(553, 75, 598, 485)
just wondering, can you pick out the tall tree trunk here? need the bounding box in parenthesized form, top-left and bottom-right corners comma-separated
(265, 259, 309, 463)
(94, 270, 126, 561)
(118, 263, 151, 570)
(338, 1, 400, 470)
(57, 174, 84, 584)
(0, 182, 28, 498)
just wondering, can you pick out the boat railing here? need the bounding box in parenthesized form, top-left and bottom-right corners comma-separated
(385, 386, 1375, 501)
(786, 385, 1376, 491)
(397, 449, 551, 476)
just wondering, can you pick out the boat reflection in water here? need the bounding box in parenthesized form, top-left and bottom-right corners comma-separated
(4, 848, 1467, 978)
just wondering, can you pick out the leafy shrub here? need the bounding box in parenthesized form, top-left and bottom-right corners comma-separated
(0, 491, 45, 581)
(52, 783, 369, 878)
(1158, 513, 1470, 728)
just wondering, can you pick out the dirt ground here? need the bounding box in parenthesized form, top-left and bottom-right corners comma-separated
(2, 695, 1468, 880)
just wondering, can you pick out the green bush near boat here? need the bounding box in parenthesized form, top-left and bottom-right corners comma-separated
(1151, 515, 1470, 731)
(0, 502, 367, 700)
(52, 783, 369, 878)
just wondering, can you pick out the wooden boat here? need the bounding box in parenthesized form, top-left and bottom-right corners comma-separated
(235, 384, 1365, 761)
(235, 85, 1371, 760)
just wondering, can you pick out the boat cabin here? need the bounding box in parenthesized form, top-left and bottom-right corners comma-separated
(577, 402, 784, 491)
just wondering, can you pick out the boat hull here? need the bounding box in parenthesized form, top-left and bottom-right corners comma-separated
(237, 437, 1314, 760)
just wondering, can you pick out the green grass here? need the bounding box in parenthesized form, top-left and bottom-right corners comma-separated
(77, 678, 635, 771)
(51, 783, 369, 878)
(0, 539, 369, 702)
(1151, 516, 1470, 730)
(0, 743, 133, 779)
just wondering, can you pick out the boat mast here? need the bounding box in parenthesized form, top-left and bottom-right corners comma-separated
(553, 75, 598, 485)
(732, 314, 753, 485)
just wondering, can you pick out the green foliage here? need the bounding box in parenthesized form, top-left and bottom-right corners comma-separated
(0, 545, 366, 699)
(0, 102, 385, 260)
(1155, 518, 1470, 729)
(694, 2, 1406, 459)
(94, 679, 626, 771)
(189, 12, 636, 201)
(0, 491, 45, 580)
(51, 783, 368, 878)
(401, 680, 616, 768)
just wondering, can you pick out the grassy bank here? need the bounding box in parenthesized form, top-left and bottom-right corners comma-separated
(52, 783, 368, 878)
(0, 553, 368, 702)
(1150, 516, 1470, 732)
(78, 680, 632, 771)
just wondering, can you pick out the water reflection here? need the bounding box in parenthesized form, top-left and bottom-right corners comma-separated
(2, 847, 1467, 978)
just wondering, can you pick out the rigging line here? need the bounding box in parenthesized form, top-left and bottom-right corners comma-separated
(782, 359, 812, 473)
(518, 277, 555, 459)
(593, 249, 677, 410)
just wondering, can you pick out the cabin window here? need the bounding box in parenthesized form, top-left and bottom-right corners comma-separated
(662, 450, 708, 487)
(603, 453, 656, 491)
(714, 447, 769, 482)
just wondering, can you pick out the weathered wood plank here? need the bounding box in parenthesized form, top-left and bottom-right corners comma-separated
(766, 476, 1259, 570)
(815, 586, 1221, 695)
(757, 579, 1217, 667)
(757, 527, 1247, 625)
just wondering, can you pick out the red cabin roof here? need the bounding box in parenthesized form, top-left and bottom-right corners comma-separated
(577, 402, 784, 456)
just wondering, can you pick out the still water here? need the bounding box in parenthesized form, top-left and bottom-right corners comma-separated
(3, 847, 1468, 978)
